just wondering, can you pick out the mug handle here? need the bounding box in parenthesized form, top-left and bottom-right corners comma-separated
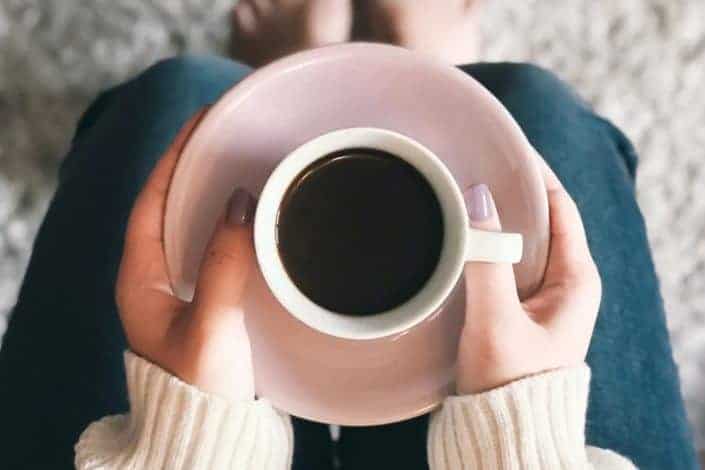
(465, 228, 523, 264)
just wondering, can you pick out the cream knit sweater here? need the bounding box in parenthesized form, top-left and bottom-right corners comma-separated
(75, 352, 635, 469)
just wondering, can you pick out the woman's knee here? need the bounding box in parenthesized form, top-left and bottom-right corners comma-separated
(462, 62, 589, 123)
(141, 55, 250, 83)
(463, 62, 637, 176)
(64, 55, 251, 182)
(131, 54, 251, 105)
(499, 63, 582, 101)
(73, 55, 250, 139)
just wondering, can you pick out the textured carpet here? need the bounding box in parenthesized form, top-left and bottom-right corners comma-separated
(1, 0, 703, 452)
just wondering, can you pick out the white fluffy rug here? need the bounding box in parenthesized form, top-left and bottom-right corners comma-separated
(1, 0, 703, 452)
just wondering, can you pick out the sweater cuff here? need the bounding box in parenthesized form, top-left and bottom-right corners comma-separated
(428, 365, 592, 470)
(75, 351, 292, 470)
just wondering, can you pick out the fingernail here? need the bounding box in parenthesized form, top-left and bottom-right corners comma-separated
(467, 184, 494, 221)
(227, 188, 256, 226)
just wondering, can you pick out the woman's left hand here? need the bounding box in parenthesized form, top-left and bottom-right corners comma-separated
(456, 161, 601, 394)
(116, 109, 259, 402)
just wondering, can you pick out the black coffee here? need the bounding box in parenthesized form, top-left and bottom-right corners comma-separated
(276, 148, 444, 316)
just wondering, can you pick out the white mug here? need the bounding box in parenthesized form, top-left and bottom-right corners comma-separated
(254, 128, 522, 340)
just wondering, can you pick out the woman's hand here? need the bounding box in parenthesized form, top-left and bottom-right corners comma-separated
(457, 158, 601, 394)
(116, 110, 258, 402)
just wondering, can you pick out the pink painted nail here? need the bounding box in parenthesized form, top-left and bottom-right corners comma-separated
(467, 184, 494, 221)
(227, 188, 256, 226)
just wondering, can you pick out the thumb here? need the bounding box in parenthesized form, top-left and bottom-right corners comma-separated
(463, 184, 521, 318)
(192, 187, 257, 321)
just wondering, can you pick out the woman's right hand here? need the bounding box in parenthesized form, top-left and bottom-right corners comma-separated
(456, 157, 602, 394)
(116, 110, 259, 403)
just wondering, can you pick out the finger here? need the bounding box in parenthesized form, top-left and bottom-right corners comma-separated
(118, 109, 207, 330)
(192, 188, 257, 325)
(534, 151, 562, 192)
(535, 154, 594, 278)
(124, 108, 209, 250)
(463, 184, 521, 320)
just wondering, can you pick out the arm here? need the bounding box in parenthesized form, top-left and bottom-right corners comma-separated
(75, 112, 293, 469)
(428, 161, 635, 469)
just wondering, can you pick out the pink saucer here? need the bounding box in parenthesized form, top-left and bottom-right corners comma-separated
(164, 43, 549, 425)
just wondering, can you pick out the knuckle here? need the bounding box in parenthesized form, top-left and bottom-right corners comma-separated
(478, 333, 506, 360)
(564, 193, 580, 212)
(115, 286, 127, 310)
(564, 250, 600, 281)
(466, 321, 514, 361)
(590, 264, 602, 295)
(114, 279, 132, 311)
(474, 335, 517, 369)
(564, 268, 600, 297)
(578, 259, 601, 291)
(553, 190, 582, 223)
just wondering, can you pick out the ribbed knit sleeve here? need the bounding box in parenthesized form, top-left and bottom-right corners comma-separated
(75, 351, 292, 470)
(427, 366, 635, 469)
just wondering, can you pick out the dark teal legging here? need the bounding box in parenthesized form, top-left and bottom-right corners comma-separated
(0, 55, 697, 470)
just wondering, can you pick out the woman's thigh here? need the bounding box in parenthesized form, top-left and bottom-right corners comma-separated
(0, 54, 250, 468)
(339, 63, 697, 470)
(464, 63, 697, 470)
(0, 55, 332, 470)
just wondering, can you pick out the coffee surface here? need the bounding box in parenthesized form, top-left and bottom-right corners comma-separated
(277, 149, 444, 316)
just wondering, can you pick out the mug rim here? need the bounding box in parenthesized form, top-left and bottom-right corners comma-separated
(253, 127, 469, 340)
